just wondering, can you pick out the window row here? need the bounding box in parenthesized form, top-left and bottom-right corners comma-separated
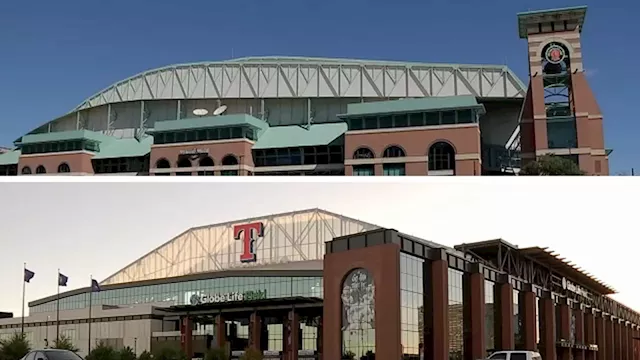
(31, 276, 323, 313)
(253, 146, 344, 167)
(352, 142, 456, 175)
(346, 109, 477, 131)
(21, 163, 71, 175)
(153, 126, 257, 145)
(154, 154, 239, 176)
(20, 140, 100, 155)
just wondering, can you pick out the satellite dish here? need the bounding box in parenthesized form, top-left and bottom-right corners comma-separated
(193, 108, 209, 116)
(213, 105, 227, 116)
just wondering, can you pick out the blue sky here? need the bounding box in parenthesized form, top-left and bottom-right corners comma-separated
(0, 0, 637, 173)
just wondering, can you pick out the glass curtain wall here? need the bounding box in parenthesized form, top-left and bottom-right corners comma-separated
(400, 253, 424, 358)
(484, 280, 496, 356)
(448, 269, 464, 360)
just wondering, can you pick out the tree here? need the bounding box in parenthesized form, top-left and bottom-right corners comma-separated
(86, 342, 118, 360)
(0, 333, 31, 360)
(118, 347, 136, 360)
(52, 335, 79, 353)
(239, 348, 262, 360)
(520, 154, 584, 175)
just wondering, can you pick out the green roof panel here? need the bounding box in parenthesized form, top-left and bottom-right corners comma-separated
(0, 150, 20, 165)
(92, 136, 153, 159)
(19, 130, 114, 145)
(151, 114, 269, 133)
(252, 122, 348, 150)
(339, 96, 484, 118)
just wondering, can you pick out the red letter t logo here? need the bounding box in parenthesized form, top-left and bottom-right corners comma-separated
(233, 222, 264, 263)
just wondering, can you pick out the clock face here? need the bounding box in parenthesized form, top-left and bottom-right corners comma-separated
(545, 44, 566, 64)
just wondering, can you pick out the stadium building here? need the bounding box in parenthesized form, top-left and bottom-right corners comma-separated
(0, 7, 610, 176)
(1, 208, 639, 360)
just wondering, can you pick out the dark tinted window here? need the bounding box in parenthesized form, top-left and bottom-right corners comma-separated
(43, 351, 83, 360)
(511, 354, 527, 360)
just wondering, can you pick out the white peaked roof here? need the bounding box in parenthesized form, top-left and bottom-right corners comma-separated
(101, 208, 380, 285)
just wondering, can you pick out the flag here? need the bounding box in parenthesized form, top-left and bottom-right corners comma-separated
(58, 273, 68, 287)
(91, 279, 101, 292)
(24, 269, 35, 283)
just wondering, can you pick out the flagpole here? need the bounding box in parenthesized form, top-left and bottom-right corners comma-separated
(56, 268, 60, 343)
(21, 262, 26, 336)
(88, 275, 93, 354)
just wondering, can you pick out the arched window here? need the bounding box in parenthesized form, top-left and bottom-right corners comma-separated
(428, 141, 456, 174)
(21, 166, 32, 175)
(341, 268, 375, 358)
(35, 165, 47, 174)
(221, 155, 239, 176)
(57, 163, 71, 173)
(382, 145, 406, 176)
(353, 147, 375, 159)
(176, 158, 192, 176)
(197, 156, 215, 176)
(383, 146, 405, 158)
(352, 147, 375, 176)
(155, 158, 171, 176)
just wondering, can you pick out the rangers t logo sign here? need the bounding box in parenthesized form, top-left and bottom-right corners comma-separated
(233, 222, 264, 263)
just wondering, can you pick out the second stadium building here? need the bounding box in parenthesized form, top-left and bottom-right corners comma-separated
(1, 208, 639, 360)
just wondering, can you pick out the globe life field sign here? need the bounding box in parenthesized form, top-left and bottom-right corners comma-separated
(189, 290, 267, 305)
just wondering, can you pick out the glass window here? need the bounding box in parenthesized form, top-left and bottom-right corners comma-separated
(511, 354, 527, 360)
(363, 117, 377, 130)
(425, 112, 440, 126)
(379, 116, 393, 128)
(514, 289, 523, 349)
(547, 118, 577, 149)
(383, 163, 405, 176)
(341, 268, 375, 359)
(44, 351, 84, 360)
(448, 268, 464, 360)
(409, 113, 424, 127)
(441, 111, 456, 125)
(488, 354, 507, 360)
(485, 281, 496, 354)
(394, 114, 408, 127)
(353, 165, 374, 176)
(349, 118, 364, 130)
(457, 110, 474, 123)
(400, 253, 424, 357)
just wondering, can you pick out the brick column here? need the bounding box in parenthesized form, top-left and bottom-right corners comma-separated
(463, 264, 485, 360)
(584, 309, 595, 360)
(574, 305, 585, 360)
(624, 322, 631, 360)
(606, 316, 615, 360)
(539, 293, 556, 360)
(557, 299, 571, 360)
(180, 316, 193, 358)
(519, 286, 537, 351)
(595, 312, 606, 360)
(215, 314, 227, 349)
(615, 319, 623, 360)
(631, 324, 640, 360)
(424, 249, 449, 360)
(286, 310, 299, 360)
(249, 312, 262, 351)
(494, 275, 514, 351)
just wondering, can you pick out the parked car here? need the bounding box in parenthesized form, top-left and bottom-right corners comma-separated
(19, 349, 84, 360)
(487, 351, 543, 360)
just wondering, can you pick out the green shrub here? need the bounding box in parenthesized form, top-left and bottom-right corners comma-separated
(239, 348, 262, 360)
(86, 341, 119, 360)
(52, 335, 79, 353)
(152, 347, 186, 360)
(204, 347, 228, 360)
(118, 347, 136, 360)
(0, 333, 31, 360)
